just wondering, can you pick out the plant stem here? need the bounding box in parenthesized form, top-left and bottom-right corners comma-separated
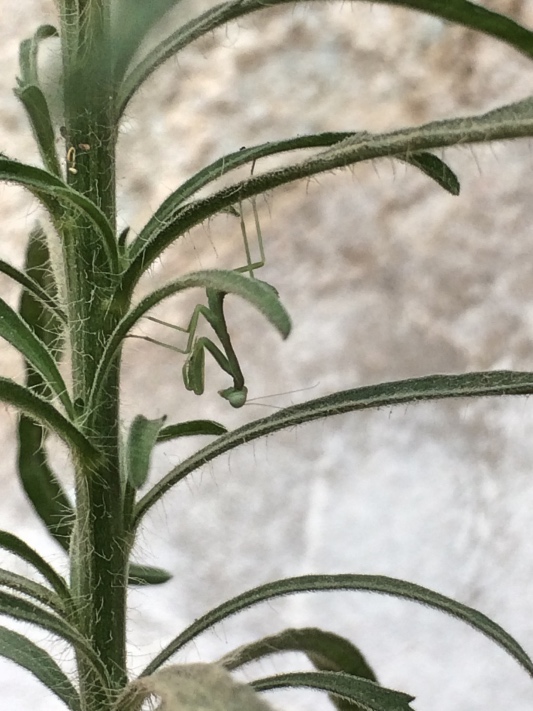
(59, 4, 129, 707)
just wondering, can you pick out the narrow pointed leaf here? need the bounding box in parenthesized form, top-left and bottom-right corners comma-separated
(130, 137, 456, 263)
(157, 419, 227, 443)
(112, 0, 185, 87)
(15, 85, 62, 176)
(252, 671, 414, 711)
(0, 589, 110, 690)
(20, 222, 65, 354)
(130, 132, 368, 260)
(0, 377, 101, 465)
(18, 416, 73, 552)
(0, 530, 69, 600)
(221, 626, 376, 678)
(92, 270, 291, 410)
(18, 224, 71, 550)
(118, 0, 533, 116)
(0, 258, 64, 320)
(399, 152, 459, 195)
(0, 158, 118, 273)
(17, 25, 58, 87)
(122, 96, 533, 292)
(136, 370, 533, 523)
(221, 626, 377, 711)
(0, 295, 73, 415)
(126, 414, 167, 490)
(140, 574, 533, 678)
(128, 564, 172, 586)
(0, 568, 65, 614)
(0, 626, 80, 711)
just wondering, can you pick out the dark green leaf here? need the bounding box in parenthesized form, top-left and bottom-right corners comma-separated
(221, 627, 377, 711)
(112, 0, 185, 87)
(128, 564, 172, 586)
(0, 530, 69, 600)
(0, 158, 118, 274)
(136, 370, 533, 523)
(141, 573, 533, 678)
(118, 0, 533, 117)
(157, 419, 227, 443)
(221, 627, 376, 678)
(17, 416, 73, 552)
(14, 85, 62, 177)
(400, 152, 459, 195)
(18, 224, 71, 551)
(17, 25, 58, 87)
(92, 270, 291, 411)
(126, 414, 167, 489)
(0, 625, 80, 711)
(20, 223, 65, 353)
(0, 295, 73, 415)
(0, 567, 65, 614)
(122, 95, 533, 293)
(0, 376, 101, 466)
(0, 589, 110, 691)
(252, 671, 414, 711)
(130, 137, 457, 264)
(0, 259, 63, 321)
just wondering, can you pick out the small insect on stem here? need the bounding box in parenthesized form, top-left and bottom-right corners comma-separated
(66, 146, 77, 174)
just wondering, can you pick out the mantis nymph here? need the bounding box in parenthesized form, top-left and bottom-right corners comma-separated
(133, 188, 272, 408)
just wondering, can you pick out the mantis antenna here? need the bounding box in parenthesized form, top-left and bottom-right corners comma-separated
(129, 161, 270, 408)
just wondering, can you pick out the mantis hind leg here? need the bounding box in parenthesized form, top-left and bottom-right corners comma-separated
(234, 161, 265, 279)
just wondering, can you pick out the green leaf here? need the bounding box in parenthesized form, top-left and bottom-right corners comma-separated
(0, 530, 69, 600)
(15, 85, 62, 177)
(112, 0, 185, 88)
(252, 671, 414, 711)
(17, 224, 71, 550)
(91, 270, 291, 411)
(221, 626, 376, 677)
(130, 137, 457, 263)
(0, 295, 73, 416)
(0, 376, 101, 466)
(125, 414, 167, 490)
(0, 625, 80, 711)
(221, 627, 377, 711)
(157, 419, 227, 443)
(128, 563, 172, 586)
(0, 567, 66, 615)
(136, 370, 533, 523)
(399, 152, 459, 195)
(122, 95, 533, 293)
(0, 259, 64, 324)
(140, 574, 533, 678)
(118, 0, 533, 117)
(0, 589, 110, 692)
(129, 132, 368, 261)
(20, 223, 65, 354)
(17, 416, 73, 552)
(0, 158, 119, 274)
(17, 25, 58, 87)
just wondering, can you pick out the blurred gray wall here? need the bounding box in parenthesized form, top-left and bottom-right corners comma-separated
(2, 1, 533, 709)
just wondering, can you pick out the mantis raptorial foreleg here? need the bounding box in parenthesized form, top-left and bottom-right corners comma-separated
(131, 172, 268, 408)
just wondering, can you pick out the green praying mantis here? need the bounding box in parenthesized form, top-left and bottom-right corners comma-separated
(132, 190, 273, 408)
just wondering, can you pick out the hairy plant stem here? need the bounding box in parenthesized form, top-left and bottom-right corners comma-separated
(61, 7, 129, 708)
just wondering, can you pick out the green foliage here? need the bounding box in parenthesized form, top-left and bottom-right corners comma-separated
(0, 1, 532, 710)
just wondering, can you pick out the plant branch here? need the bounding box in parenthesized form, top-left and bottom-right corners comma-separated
(135, 370, 533, 524)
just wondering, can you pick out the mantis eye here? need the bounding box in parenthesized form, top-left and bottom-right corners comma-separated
(219, 386, 248, 408)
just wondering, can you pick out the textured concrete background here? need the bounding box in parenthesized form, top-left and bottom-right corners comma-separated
(2, 1, 533, 709)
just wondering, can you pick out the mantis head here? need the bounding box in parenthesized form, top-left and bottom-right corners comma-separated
(219, 386, 248, 408)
